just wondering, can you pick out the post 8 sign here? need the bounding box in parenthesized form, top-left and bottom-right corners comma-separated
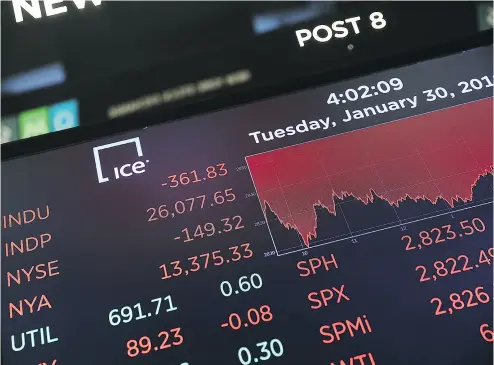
(12, 0, 102, 23)
(294, 12, 387, 47)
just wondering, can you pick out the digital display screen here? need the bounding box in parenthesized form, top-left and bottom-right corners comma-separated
(2, 45, 493, 365)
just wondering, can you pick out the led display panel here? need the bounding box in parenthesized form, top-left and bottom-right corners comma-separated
(2, 45, 493, 365)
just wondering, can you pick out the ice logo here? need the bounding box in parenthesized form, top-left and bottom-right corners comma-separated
(92, 137, 149, 183)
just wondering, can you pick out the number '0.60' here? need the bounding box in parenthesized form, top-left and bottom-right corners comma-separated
(221, 273, 263, 297)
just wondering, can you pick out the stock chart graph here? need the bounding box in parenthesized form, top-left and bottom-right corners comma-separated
(246, 98, 494, 254)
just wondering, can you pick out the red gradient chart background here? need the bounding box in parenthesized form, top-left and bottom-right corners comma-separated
(246, 98, 494, 251)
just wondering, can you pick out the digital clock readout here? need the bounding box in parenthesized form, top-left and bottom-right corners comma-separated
(327, 78, 404, 105)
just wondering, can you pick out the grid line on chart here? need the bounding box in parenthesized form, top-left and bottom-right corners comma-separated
(299, 196, 492, 248)
(259, 165, 486, 220)
(270, 160, 307, 248)
(319, 148, 354, 237)
(276, 200, 493, 255)
(457, 134, 494, 191)
(362, 132, 403, 225)
(253, 161, 485, 199)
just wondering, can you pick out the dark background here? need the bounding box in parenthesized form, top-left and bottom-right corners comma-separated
(1, 1, 493, 154)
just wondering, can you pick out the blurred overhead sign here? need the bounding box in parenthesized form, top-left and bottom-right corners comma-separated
(12, 0, 101, 23)
(476, 2, 493, 31)
(1, 99, 79, 144)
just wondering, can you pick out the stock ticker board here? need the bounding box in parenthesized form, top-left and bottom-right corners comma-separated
(2, 45, 494, 365)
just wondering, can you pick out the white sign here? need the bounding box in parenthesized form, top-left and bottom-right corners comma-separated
(295, 12, 387, 47)
(13, 0, 102, 23)
(93, 137, 149, 184)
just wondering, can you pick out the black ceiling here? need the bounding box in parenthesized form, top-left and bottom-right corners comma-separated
(1, 1, 302, 79)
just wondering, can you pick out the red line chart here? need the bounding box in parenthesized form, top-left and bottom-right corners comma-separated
(246, 98, 493, 252)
